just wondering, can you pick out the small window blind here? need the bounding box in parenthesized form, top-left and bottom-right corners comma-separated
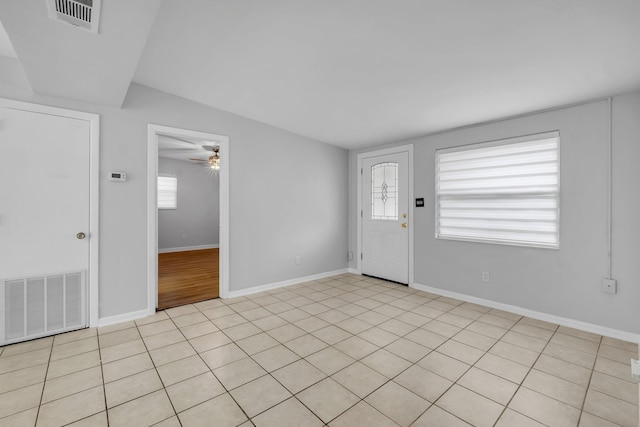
(436, 132, 559, 248)
(157, 175, 177, 209)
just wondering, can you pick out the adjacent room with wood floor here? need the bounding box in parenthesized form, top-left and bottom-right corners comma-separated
(156, 134, 221, 310)
(158, 248, 219, 310)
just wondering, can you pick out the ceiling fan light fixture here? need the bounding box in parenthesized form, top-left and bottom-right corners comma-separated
(187, 145, 220, 170)
(208, 148, 220, 170)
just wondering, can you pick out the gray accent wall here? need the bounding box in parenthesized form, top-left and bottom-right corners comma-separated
(158, 157, 219, 250)
(0, 56, 349, 319)
(349, 93, 640, 335)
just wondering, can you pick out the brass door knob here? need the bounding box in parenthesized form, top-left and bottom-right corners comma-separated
(401, 223, 407, 228)
(76, 232, 86, 240)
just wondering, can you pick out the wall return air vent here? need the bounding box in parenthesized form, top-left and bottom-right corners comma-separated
(47, 0, 102, 33)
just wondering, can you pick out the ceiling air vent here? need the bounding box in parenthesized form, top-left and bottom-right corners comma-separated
(47, 0, 102, 34)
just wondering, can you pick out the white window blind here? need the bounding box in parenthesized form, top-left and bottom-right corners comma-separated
(436, 132, 559, 248)
(157, 175, 177, 209)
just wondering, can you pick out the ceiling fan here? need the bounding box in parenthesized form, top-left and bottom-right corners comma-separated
(189, 145, 220, 170)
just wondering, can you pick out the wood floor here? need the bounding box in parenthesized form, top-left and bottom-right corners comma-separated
(158, 248, 219, 310)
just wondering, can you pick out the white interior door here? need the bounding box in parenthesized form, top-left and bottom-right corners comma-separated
(362, 152, 409, 284)
(0, 106, 91, 345)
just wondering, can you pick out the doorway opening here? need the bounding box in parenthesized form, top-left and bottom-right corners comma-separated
(147, 125, 230, 314)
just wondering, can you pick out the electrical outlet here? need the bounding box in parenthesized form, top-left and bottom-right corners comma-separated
(602, 278, 617, 294)
(295, 256, 301, 265)
(482, 271, 490, 282)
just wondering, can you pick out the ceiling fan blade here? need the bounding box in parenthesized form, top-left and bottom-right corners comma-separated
(163, 134, 197, 145)
(188, 158, 208, 162)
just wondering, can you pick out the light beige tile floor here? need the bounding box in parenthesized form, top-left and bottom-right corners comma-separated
(0, 274, 638, 426)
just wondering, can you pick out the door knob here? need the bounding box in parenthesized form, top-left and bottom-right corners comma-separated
(76, 232, 86, 240)
(401, 223, 407, 228)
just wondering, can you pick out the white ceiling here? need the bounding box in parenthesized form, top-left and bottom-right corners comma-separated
(2, 1, 640, 149)
(133, 0, 640, 148)
(157, 134, 217, 162)
(0, 21, 16, 57)
(0, 0, 161, 107)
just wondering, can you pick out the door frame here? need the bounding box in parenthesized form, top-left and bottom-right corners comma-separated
(0, 97, 100, 327)
(147, 124, 230, 314)
(356, 144, 414, 285)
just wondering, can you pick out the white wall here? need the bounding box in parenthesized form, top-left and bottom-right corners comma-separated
(350, 92, 640, 335)
(0, 57, 349, 319)
(158, 157, 219, 250)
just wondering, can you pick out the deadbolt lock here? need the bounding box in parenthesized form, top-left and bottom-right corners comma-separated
(76, 232, 86, 240)
(403, 213, 407, 219)
(401, 223, 408, 228)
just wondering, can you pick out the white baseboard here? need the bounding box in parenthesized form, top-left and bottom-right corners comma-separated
(98, 309, 149, 328)
(98, 268, 349, 328)
(347, 268, 361, 275)
(412, 282, 640, 344)
(158, 244, 219, 254)
(227, 268, 350, 299)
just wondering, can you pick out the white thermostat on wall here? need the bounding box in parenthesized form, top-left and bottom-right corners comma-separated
(108, 171, 127, 182)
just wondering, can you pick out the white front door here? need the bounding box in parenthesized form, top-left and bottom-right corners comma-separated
(0, 106, 91, 345)
(362, 152, 409, 284)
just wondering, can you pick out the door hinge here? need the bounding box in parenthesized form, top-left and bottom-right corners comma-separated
(360, 252, 363, 260)
(360, 168, 363, 175)
(360, 210, 363, 218)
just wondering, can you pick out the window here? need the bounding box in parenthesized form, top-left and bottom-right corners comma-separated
(371, 162, 398, 220)
(157, 175, 177, 209)
(435, 132, 559, 248)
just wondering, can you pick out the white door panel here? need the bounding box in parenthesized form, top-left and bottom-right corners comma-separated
(362, 152, 409, 284)
(0, 107, 90, 344)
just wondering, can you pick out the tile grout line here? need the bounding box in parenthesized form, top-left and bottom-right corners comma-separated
(165, 306, 255, 424)
(128, 296, 633, 426)
(134, 316, 184, 426)
(41, 331, 122, 425)
(395, 302, 580, 424)
(217, 296, 362, 425)
(392, 302, 522, 426)
(433, 304, 624, 417)
(234, 288, 340, 425)
(13, 332, 101, 425)
(33, 337, 55, 427)
(96, 331, 111, 427)
(6, 274, 634, 426)
(271, 280, 431, 425)
(214, 278, 414, 424)
(94, 318, 185, 424)
(351, 285, 509, 425)
(575, 335, 603, 426)
(481, 318, 547, 426)
(236, 281, 386, 425)
(6, 338, 109, 425)
(253, 280, 405, 425)
(488, 322, 562, 426)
